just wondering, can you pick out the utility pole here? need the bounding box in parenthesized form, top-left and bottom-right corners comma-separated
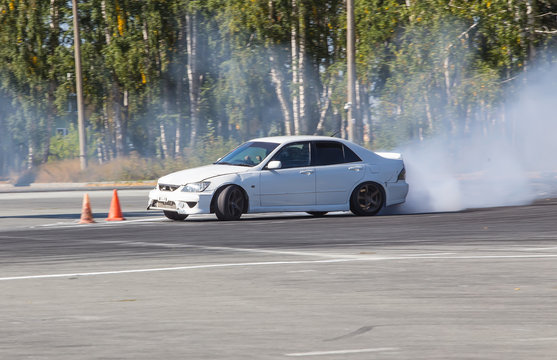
(72, 0, 87, 169)
(346, 0, 356, 142)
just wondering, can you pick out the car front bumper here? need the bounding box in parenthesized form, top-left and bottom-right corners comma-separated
(147, 188, 214, 215)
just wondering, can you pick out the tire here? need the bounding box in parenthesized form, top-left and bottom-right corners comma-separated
(350, 182, 384, 216)
(306, 211, 328, 217)
(163, 210, 188, 221)
(215, 185, 246, 221)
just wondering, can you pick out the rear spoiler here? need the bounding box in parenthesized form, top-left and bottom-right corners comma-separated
(375, 152, 403, 160)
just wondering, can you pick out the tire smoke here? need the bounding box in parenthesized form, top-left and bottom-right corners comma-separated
(392, 65, 557, 214)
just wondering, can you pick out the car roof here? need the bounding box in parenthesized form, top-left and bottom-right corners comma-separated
(250, 135, 349, 144)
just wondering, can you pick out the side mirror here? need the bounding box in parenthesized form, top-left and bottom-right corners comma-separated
(267, 160, 282, 170)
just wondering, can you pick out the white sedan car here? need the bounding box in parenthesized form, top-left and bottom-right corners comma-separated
(148, 136, 408, 221)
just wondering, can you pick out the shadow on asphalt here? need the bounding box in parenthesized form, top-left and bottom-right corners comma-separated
(0, 208, 474, 222)
(174, 212, 409, 223)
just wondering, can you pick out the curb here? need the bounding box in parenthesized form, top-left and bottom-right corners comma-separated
(0, 181, 156, 194)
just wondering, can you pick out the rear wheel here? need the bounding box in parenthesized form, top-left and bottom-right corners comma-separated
(306, 211, 328, 217)
(215, 185, 246, 221)
(163, 210, 188, 221)
(350, 182, 384, 216)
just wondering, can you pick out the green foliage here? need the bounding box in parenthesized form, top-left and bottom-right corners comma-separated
(48, 125, 80, 161)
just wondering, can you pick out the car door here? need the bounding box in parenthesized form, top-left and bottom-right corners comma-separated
(313, 141, 365, 205)
(259, 141, 316, 207)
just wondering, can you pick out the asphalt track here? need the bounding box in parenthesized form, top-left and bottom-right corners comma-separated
(2, 189, 557, 359)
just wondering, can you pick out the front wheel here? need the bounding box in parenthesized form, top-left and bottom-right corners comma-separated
(350, 182, 384, 216)
(163, 210, 188, 221)
(215, 185, 246, 221)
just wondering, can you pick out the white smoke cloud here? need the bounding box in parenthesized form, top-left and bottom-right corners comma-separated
(392, 64, 557, 214)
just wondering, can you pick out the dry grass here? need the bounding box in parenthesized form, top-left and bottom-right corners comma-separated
(32, 139, 239, 183)
(34, 156, 182, 183)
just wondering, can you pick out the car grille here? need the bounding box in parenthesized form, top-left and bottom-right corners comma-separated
(151, 200, 176, 210)
(159, 184, 180, 192)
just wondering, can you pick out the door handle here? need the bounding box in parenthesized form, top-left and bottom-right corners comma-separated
(348, 166, 363, 171)
(299, 170, 314, 175)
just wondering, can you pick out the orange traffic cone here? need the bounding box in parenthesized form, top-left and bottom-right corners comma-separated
(106, 189, 125, 221)
(79, 193, 95, 224)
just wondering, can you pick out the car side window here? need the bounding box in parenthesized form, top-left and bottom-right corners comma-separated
(272, 142, 311, 169)
(313, 141, 362, 166)
(343, 144, 362, 163)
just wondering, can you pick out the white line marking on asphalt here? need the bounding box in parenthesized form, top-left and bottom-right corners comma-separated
(395, 252, 456, 257)
(516, 247, 557, 251)
(285, 348, 398, 357)
(424, 254, 557, 259)
(103, 240, 458, 260)
(35, 217, 167, 229)
(0, 235, 39, 239)
(105, 240, 557, 261)
(0, 258, 353, 281)
(105, 240, 364, 259)
(104, 217, 167, 224)
(517, 337, 557, 342)
(3, 245, 557, 281)
(35, 222, 82, 227)
(483, 246, 557, 252)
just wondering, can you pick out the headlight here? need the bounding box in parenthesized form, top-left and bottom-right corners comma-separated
(181, 182, 210, 192)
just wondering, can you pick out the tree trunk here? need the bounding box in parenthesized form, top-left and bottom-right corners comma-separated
(269, 50, 293, 135)
(359, 83, 371, 144)
(355, 81, 363, 143)
(160, 123, 168, 159)
(298, 3, 306, 134)
(186, 12, 199, 147)
(27, 143, 34, 170)
(0, 112, 5, 176)
(524, 0, 536, 77)
(291, 0, 300, 135)
(101, 0, 112, 44)
(103, 104, 115, 161)
(443, 55, 457, 134)
(175, 75, 183, 158)
(42, 0, 61, 164)
(42, 110, 53, 164)
(161, 73, 172, 157)
(175, 18, 186, 157)
(268, 1, 293, 135)
(102, 0, 125, 156)
(338, 108, 346, 139)
(112, 83, 125, 156)
(424, 91, 434, 133)
(443, 55, 451, 105)
(314, 86, 331, 135)
(96, 142, 103, 165)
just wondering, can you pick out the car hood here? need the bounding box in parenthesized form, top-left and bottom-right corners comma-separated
(157, 164, 251, 185)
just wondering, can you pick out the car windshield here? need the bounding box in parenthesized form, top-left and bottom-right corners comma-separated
(215, 141, 280, 167)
